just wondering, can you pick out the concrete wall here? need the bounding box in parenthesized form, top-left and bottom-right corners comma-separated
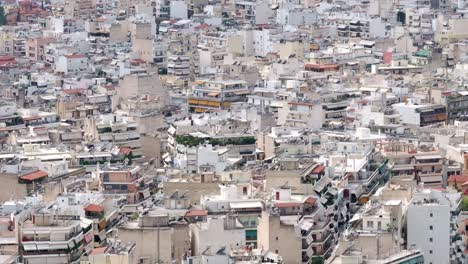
(407, 203, 450, 264)
(162, 182, 219, 205)
(257, 212, 302, 263)
(118, 226, 173, 264)
(0, 173, 27, 203)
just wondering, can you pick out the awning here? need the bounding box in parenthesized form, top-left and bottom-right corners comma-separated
(23, 244, 37, 251)
(141, 189, 151, 199)
(207, 92, 219, 96)
(36, 243, 50, 250)
(414, 155, 442, 160)
(74, 233, 84, 243)
(420, 175, 442, 182)
(234, 90, 251, 95)
(392, 165, 415, 171)
(49, 243, 68, 250)
(230, 201, 263, 209)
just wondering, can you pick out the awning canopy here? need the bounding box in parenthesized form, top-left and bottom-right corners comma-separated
(229, 201, 263, 209)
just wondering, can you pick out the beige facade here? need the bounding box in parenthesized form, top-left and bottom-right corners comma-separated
(275, 41, 306, 60)
(109, 23, 128, 44)
(162, 182, 220, 205)
(141, 134, 162, 164)
(133, 38, 153, 63)
(0, 29, 14, 56)
(118, 215, 190, 264)
(257, 211, 302, 263)
(117, 73, 166, 105)
(0, 173, 27, 203)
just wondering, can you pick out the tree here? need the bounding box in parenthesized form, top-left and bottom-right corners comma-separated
(461, 197, 468, 211)
(0, 7, 7, 26)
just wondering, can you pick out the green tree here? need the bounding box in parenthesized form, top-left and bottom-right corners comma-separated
(0, 7, 7, 26)
(461, 197, 468, 211)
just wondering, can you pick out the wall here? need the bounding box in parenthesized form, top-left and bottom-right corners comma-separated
(118, 226, 173, 264)
(257, 212, 301, 263)
(407, 203, 450, 264)
(190, 217, 245, 256)
(0, 173, 27, 203)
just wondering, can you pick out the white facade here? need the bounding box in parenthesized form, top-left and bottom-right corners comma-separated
(170, 1, 188, 20)
(197, 145, 228, 173)
(190, 217, 246, 256)
(392, 103, 421, 126)
(55, 55, 88, 75)
(253, 29, 273, 57)
(277, 101, 323, 130)
(407, 192, 450, 264)
(0, 100, 17, 118)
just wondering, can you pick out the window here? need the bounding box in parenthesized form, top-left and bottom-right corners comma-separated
(367, 221, 374, 228)
(429, 238, 433, 242)
(429, 250, 433, 254)
(275, 236, 279, 241)
(377, 221, 382, 230)
(430, 213, 433, 217)
(429, 225, 433, 230)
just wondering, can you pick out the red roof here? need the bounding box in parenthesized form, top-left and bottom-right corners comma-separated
(195, 24, 209, 30)
(103, 84, 115, 90)
(130, 59, 145, 64)
(119, 147, 132, 156)
(90, 246, 107, 255)
(22, 116, 41, 121)
(288, 101, 315, 107)
(304, 197, 317, 204)
(275, 202, 300, 208)
(63, 88, 86, 94)
(84, 204, 104, 212)
(64, 54, 86, 59)
(448, 175, 468, 184)
(185, 209, 208, 217)
(20, 170, 48, 181)
(0, 56, 15, 62)
(0, 56, 17, 67)
(304, 63, 340, 70)
(312, 164, 325, 174)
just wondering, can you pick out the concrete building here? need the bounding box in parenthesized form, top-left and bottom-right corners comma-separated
(392, 103, 447, 127)
(190, 216, 246, 256)
(20, 211, 93, 264)
(277, 100, 323, 130)
(55, 54, 89, 75)
(118, 213, 190, 264)
(407, 189, 462, 264)
(189, 79, 249, 112)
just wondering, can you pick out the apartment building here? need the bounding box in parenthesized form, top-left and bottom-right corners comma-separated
(20, 211, 93, 264)
(97, 165, 150, 204)
(189, 79, 249, 112)
(407, 189, 463, 264)
(118, 212, 190, 264)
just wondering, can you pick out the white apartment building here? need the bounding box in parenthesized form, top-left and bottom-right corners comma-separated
(55, 54, 88, 75)
(407, 189, 461, 264)
(277, 100, 323, 130)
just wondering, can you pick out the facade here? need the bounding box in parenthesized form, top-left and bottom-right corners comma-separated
(188, 79, 249, 112)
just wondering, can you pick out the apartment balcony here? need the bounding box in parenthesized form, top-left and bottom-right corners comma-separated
(323, 101, 349, 110)
(301, 244, 315, 257)
(310, 231, 333, 246)
(113, 132, 129, 141)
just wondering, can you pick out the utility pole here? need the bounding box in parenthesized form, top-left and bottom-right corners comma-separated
(157, 219, 160, 264)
